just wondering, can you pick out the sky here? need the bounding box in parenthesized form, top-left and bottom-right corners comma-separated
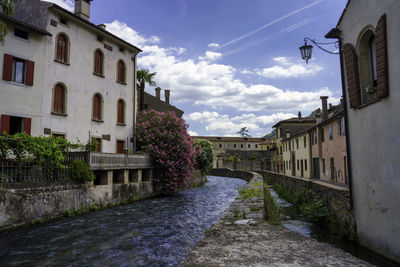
(47, 0, 348, 137)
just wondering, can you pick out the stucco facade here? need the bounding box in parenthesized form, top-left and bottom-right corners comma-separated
(1, 0, 141, 153)
(338, 0, 400, 261)
(282, 131, 312, 179)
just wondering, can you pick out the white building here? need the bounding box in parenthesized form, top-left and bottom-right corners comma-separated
(0, 0, 141, 153)
(338, 0, 400, 262)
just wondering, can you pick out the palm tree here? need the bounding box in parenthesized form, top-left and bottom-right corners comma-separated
(0, 0, 16, 44)
(137, 69, 157, 111)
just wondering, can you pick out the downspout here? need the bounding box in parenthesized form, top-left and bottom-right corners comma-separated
(326, 28, 354, 210)
(132, 54, 138, 152)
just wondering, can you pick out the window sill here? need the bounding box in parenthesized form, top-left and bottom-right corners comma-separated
(54, 59, 70, 66)
(117, 123, 127, 126)
(356, 98, 381, 110)
(93, 72, 105, 78)
(51, 112, 68, 117)
(92, 119, 104, 123)
(116, 81, 127, 85)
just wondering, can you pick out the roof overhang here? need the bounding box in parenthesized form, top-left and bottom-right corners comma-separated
(0, 13, 52, 36)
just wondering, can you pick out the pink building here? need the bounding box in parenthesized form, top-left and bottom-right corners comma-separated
(311, 97, 348, 185)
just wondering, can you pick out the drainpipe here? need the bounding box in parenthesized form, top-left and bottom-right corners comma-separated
(132, 55, 137, 152)
(326, 28, 354, 210)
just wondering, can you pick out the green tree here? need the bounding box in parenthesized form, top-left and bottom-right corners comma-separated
(0, 0, 15, 44)
(193, 139, 214, 174)
(237, 127, 251, 137)
(137, 69, 157, 111)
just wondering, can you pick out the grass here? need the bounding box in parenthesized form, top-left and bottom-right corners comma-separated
(238, 186, 263, 199)
(263, 184, 280, 225)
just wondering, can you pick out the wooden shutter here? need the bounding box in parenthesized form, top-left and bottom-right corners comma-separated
(93, 94, 100, 120)
(54, 84, 64, 113)
(375, 14, 389, 98)
(0, 115, 10, 134)
(25, 60, 34, 86)
(118, 61, 125, 83)
(3, 54, 13, 81)
(117, 140, 124, 154)
(343, 43, 361, 108)
(117, 100, 123, 123)
(94, 51, 101, 75)
(57, 35, 67, 62)
(23, 118, 31, 135)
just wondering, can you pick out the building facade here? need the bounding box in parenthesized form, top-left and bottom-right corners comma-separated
(1, 0, 141, 153)
(338, 0, 400, 261)
(143, 87, 184, 117)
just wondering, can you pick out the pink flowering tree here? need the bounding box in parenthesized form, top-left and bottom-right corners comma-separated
(136, 110, 196, 194)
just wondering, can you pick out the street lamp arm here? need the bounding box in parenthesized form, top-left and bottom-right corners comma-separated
(303, 37, 339, 55)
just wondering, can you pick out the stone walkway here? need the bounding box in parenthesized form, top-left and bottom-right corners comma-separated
(180, 174, 373, 267)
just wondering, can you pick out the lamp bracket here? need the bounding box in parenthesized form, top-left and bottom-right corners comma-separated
(304, 38, 339, 55)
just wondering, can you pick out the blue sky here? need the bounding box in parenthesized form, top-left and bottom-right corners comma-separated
(49, 0, 348, 137)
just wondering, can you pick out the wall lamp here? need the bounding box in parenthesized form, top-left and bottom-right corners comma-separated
(299, 37, 339, 63)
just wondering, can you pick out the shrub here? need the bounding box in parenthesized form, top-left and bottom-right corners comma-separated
(136, 110, 195, 194)
(193, 139, 214, 174)
(70, 160, 95, 182)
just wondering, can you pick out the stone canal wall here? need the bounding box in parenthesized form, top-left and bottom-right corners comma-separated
(257, 170, 355, 238)
(0, 169, 207, 231)
(210, 168, 253, 182)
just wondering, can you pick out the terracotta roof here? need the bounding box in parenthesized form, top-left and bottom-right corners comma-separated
(0, 13, 52, 36)
(194, 136, 274, 143)
(273, 116, 316, 128)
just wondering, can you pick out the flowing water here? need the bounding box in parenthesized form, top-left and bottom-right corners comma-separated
(0, 176, 247, 267)
(270, 188, 398, 267)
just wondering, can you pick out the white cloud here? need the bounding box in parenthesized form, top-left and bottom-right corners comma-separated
(257, 57, 322, 79)
(105, 20, 160, 48)
(208, 43, 220, 48)
(198, 51, 222, 61)
(186, 111, 296, 136)
(42, 0, 74, 11)
(188, 130, 198, 136)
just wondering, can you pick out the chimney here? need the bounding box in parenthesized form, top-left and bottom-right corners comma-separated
(320, 96, 328, 121)
(298, 111, 302, 119)
(75, 0, 92, 21)
(98, 24, 106, 30)
(155, 87, 161, 100)
(165, 90, 170, 104)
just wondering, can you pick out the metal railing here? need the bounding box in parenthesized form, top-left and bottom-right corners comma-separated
(0, 162, 71, 183)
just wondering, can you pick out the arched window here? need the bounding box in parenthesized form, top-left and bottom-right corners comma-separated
(117, 99, 125, 124)
(358, 29, 377, 102)
(92, 93, 103, 121)
(117, 60, 126, 83)
(52, 83, 66, 115)
(94, 49, 104, 76)
(56, 34, 69, 63)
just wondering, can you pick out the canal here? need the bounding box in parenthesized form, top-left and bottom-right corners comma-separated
(0, 176, 247, 267)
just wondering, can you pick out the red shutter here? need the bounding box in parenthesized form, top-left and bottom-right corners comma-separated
(117, 100, 123, 123)
(25, 60, 34, 86)
(3, 54, 13, 81)
(375, 14, 389, 98)
(0, 115, 10, 134)
(23, 118, 31, 135)
(343, 43, 361, 108)
(54, 85, 64, 113)
(93, 95, 100, 120)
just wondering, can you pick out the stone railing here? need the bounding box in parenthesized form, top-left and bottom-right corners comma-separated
(89, 153, 153, 170)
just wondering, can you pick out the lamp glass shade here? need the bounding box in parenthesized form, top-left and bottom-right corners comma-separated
(299, 44, 313, 63)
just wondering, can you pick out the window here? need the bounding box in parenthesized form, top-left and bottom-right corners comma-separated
(52, 83, 66, 115)
(241, 144, 243, 148)
(94, 49, 104, 76)
(296, 139, 299, 149)
(56, 33, 69, 63)
(2, 54, 34, 86)
(305, 159, 307, 171)
(342, 119, 346, 136)
(304, 136, 307, 148)
(314, 131, 318, 144)
(329, 124, 333, 140)
(219, 144, 222, 148)
(255, 144, 258, 148)
(234, 144, 237, 148)
(338, 119, 342, 136)
(321, 128, 325, 142)
(297, 160, 299, 170)
(92, 93, 103, 121)
(117, 60, 126, 83)
(359, 30, 377, 103)
(322, 159, 326, 174)
(248, 144, 250, 148)
(0, 115, 31, 135)
(59, 16, 68, 26)
(14, 28, 28, 40)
